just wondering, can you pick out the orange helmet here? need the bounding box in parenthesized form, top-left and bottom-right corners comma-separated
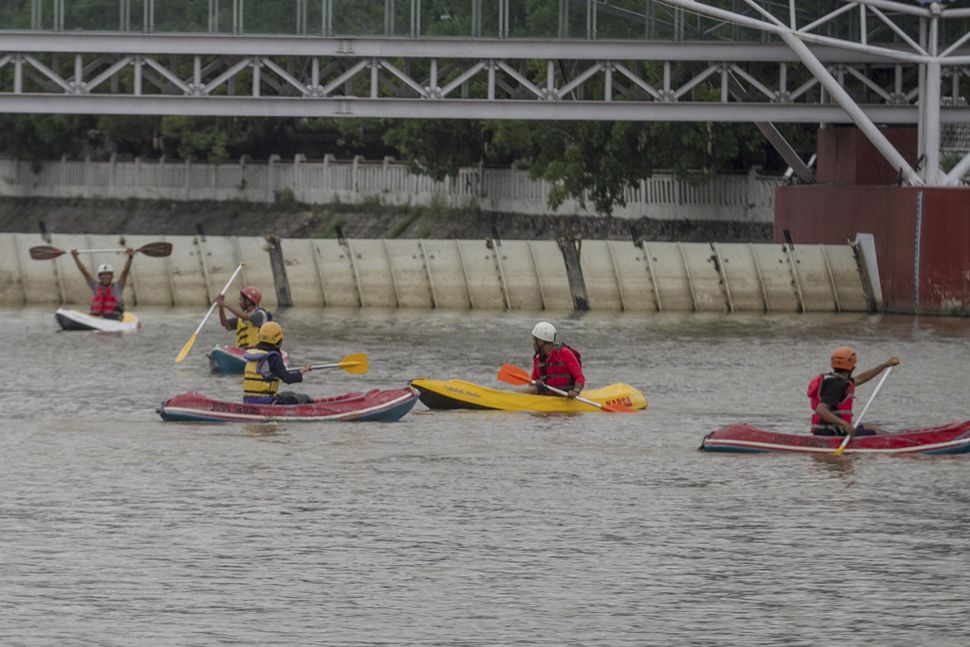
(240, 285, 262, 306)
(831, 346, 857, 371)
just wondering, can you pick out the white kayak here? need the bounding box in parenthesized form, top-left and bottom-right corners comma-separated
(55, 308, 141, 333)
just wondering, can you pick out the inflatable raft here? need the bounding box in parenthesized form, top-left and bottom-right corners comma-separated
(55, 308, 141, 332)
(700, 421, 970, 455)
(410, 378, 647, 413)
(157, 387, 419, 423)
(207, 344, 292, 374)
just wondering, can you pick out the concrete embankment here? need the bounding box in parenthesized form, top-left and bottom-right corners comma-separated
(1, 230, 878, 314)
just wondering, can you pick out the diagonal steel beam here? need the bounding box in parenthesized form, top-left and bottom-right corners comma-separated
(779, 30, 922, 186)
(756, 122, 815, 183)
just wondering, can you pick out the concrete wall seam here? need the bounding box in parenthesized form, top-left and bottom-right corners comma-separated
(1, 233, 870, 314)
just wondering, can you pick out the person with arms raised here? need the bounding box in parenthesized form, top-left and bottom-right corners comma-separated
(528, 321, 585, 400)
(808, 346, 899, 437)
(70, 248, 134, 320)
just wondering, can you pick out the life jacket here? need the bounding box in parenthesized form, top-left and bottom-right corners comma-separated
(243, 347, 281, 404)
(90, 283, 123, 317)
(534, 343, 584, 390)
(807, 372, 855, 432)
(235, 308, 272, 349)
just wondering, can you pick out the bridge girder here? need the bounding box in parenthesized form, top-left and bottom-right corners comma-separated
(0, 35, 961, 121)
(1, 0, 969, 185)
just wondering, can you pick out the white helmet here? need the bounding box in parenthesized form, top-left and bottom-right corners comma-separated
(97, 263, 114, 274)
(531, 321, 557, 342)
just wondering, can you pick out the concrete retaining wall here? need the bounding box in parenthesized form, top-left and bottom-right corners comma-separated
(0, 233, 876, 313)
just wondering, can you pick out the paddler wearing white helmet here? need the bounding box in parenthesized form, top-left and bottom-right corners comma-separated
(529, 321, 585, 400)
(69, 247, 135, 319)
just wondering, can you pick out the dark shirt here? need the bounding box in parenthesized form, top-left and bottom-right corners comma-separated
(256, 343, 303, 384)
(228, 308, 267, 331)
(818, 373, 853, 411)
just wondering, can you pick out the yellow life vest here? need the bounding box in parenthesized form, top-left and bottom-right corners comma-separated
(243, 348, 280, 402)
(236, 317, 259, 349)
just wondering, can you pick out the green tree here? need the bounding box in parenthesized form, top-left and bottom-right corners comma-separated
(0, 114, 98, 161)
(384, 120, 490, 179)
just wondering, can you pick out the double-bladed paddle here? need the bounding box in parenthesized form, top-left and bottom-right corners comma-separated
(30, 241, 173, 260)
(496, 363, 636, 413)
(832, 365, 894, 457)
(308, 353, 369, 375)
(175, 263, 245, 364)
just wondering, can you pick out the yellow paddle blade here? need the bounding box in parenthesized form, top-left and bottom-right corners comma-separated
(340, 352, 368, 374)
(832, 435, 851, 457)
(174, 333, 197, 364)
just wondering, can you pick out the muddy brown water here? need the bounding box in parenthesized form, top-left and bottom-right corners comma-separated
(2, 307, 969, 645)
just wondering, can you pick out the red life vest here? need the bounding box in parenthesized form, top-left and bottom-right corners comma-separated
(533, 344, 585, 390)
(90, 283, 122, 317)
(807, 372, 855, 431)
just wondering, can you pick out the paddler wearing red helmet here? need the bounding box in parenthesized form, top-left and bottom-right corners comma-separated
(216, 284, 274, 349)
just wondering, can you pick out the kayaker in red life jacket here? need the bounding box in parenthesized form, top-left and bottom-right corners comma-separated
(808, 346, 900, 437)
(528, 321, 585, 399)
(216, 285, 273, 349)
(242, 321, 313, 405)
(69, 248, 134, 320)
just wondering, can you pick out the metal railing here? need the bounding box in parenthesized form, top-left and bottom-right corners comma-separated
(0, 155, 782, 221)
(0, 0, 935, 44)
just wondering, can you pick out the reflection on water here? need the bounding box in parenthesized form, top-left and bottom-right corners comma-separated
(1, 307, 969, 646)
(241, 423, 282, 436)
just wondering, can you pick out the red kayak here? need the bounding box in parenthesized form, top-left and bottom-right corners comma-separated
(701, 421, 970, 455)
(157, 388, 418, 423)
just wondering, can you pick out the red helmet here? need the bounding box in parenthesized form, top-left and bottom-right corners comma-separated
(240, 285, 262, 306)
(831, 346, 857, 371)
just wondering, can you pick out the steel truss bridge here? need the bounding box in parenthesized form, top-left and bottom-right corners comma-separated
(1, 0, 969, 186)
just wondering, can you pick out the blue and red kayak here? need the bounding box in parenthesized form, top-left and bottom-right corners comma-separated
(207, 344, 291, 374)
(701, 421, 970, 455)
(157, 387, 418, 423)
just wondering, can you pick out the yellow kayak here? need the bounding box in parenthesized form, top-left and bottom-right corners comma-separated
(410, 378, 647, 413)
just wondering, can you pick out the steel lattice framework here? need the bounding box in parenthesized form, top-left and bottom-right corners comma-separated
(1, 0, 969, 185)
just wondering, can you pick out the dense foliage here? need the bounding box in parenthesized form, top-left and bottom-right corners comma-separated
(0, 0, 830, 214)
(0, 112, 814, 214)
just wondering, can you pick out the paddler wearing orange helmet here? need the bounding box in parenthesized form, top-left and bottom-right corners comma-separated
(807, 346, 900, 437)
(216, 284, 274, 350)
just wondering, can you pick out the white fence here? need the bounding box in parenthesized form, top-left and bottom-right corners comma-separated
(0, 156, 782, 222)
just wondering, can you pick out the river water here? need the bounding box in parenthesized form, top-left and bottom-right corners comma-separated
(2, 307, 969, 646)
